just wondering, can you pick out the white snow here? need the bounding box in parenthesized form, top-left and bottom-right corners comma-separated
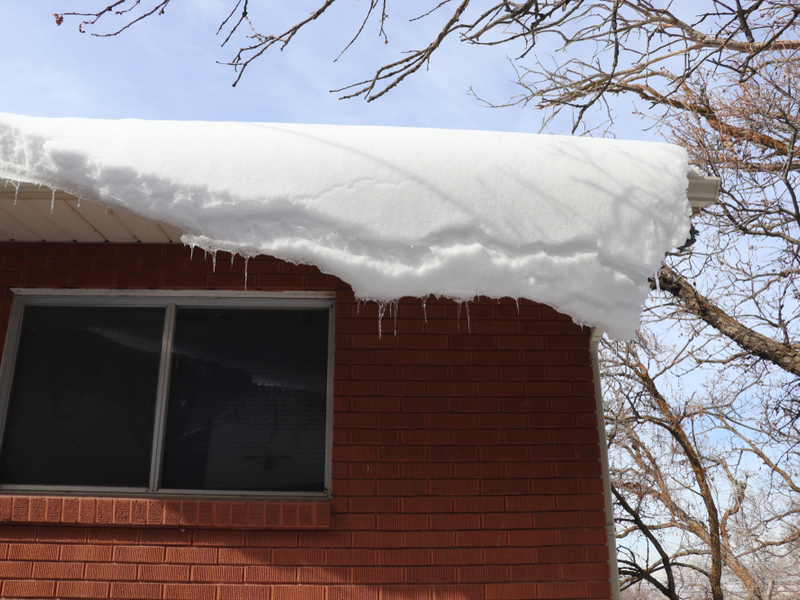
(0, 113, 692, 340)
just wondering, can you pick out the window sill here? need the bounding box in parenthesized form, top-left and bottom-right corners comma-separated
(0, 495, 331, 529)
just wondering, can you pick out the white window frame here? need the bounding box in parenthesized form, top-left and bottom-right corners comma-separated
(0, 289, 335, 499)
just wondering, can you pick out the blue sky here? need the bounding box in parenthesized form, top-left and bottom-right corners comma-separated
(1, 1, 657, 138)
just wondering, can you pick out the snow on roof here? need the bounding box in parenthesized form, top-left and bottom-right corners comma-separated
(0, 113, 691, 340)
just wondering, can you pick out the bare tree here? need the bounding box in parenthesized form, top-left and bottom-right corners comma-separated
(54, 2, 800, 598)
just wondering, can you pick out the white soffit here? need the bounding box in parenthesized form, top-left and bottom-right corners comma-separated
(0, 181, 183, 243)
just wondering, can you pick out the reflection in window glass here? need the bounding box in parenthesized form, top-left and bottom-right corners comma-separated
(161, 308, 329, 492)
(0, 306, 164, 487)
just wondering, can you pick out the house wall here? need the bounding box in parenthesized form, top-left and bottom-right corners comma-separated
(0, 243, 612, 600)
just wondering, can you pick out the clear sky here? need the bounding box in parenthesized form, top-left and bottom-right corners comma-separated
(0, 1, 651, 137)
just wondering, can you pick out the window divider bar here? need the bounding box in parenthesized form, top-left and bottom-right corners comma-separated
(149, 303, 176, 493)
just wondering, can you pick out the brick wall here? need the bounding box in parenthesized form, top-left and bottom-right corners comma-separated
(0, 243, 612, 600)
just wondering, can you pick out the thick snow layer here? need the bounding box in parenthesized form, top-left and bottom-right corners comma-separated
(0, 113, 691, 339)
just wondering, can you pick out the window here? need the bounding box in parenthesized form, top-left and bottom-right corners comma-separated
(0, 292, 334, 497)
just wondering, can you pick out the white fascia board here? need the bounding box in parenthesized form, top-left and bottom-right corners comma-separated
(687, 169, 721, 211)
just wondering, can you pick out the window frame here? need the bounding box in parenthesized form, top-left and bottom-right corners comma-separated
(0, 289, 335, 500)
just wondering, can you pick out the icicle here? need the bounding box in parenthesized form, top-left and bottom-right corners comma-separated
(356, 299, 361, 315)
(456, 302, 462, 333)
(77, 197, 81, 207)
(231, 252, 235, 267)
(655, 270, 661, 293)
(211, 251, 217, 272)
(421, 296, 427, 324)
(392, 300, 399, 336)
(465, 301, 471, 333)
(189, 244, 195, 260)
(50, 190, 56, 215)
(515, 298, 520, 314)
(376, 301, 387, 339)
(13, 182, 19, 205)
(243, 257, 249, 290)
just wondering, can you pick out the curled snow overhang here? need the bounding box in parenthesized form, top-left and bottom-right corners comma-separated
(0, 113, 714, 340)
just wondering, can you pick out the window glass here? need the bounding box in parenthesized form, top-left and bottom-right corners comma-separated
(161, 308, 329, 492)
(0, 306, 164, 487)
(0, 298, 331, 496)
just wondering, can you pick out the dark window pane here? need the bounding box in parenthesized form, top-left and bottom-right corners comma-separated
(161, 308, 329, 492)
(0, 306, 164, 487)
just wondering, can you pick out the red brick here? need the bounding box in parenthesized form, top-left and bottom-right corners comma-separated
(537, 582, 589, 599)
(111, 583, 163, 599)
(166, 547, 217, 564)
(246, 531, 298, 549)
(195, 530, 246, 547)
(406, 567, 458, 584)
(481, 479, 530, 496)
(485, 583, 539, 599)
(452, 496, 505, 513)
(61, 544, 113, 562)
(140, 528, 192, 545)
(350, 566, 404, 584)
(37, 527, 88, 543)
(587, 581, 613, 598)
(0, 560, 32, 578)
(144, 501, 163, 525)
(297, 566, 349, 583)
(482, 513, 532, 530)
(350, 532, 404, 549)
(507, 529, 561, 547)
(0, 496, 11, 521)
(377, 549, 429, 566)
(377, 514, 428, 531)
(32, 561, 84, 579)
(535, 546, 585, 564)
(85, 563, 138, 581)
(349, 496, 400, 515)
(376, 479, 426, 497)
(114, 546, 165, 563)
(3, 579, 56, 598)
(62, 500, 81, 523)
(433, 585, 483, 600)
(163, 583, 216, 600)
(192, 565, 244, 582)
(139, 564, 190, 582)
(8, 542, 60, 560)
(328, 586, 378, 600)
(219, 548, 271, 565)
(405, 532, 455, 548)
(272, 586, 326, 600)
(245, 566, 297, 583)
(95, 499, 113, 524)
(12, 497, 29, 521)
(458, 565, 508, 583)
(561, 562, 610, 580)
(400, 497, 452, 515)
(484, 548, 536, 565)
(429, 446, 477, 461)
(377, 446, 426, 461)
(430, 548, 484, 566)
(561, 528, 607, 546)
(218, 585, 272, 600)
(456, 531, 507, 548)
(164, 501, 181, 526)
(273, 549, 325, 566)
(380, 585, 432, 600)
(556, 494, 605, 511)
(56, 580, 110, 598)
(89, 527, 139, 544)
(45, 498, 62, 522)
